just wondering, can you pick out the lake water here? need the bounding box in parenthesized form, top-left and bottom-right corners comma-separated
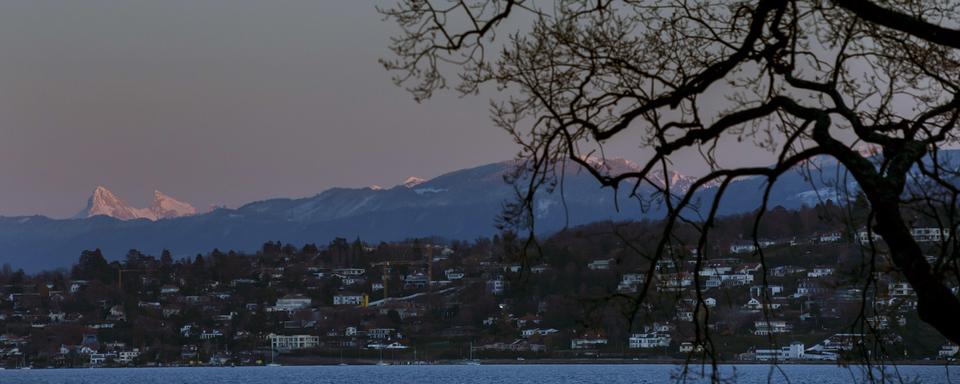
(0, 364, 956, 383)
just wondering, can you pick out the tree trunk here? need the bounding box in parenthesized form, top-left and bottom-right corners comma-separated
(871, 198, 960, 345)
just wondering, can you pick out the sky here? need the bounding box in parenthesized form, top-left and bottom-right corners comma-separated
(0, 1, 530, 217)
(0, 1, 778, 219)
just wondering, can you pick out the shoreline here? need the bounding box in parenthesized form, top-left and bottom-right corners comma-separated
(278, 358, 958, 367)
(8, 358, 952, 370)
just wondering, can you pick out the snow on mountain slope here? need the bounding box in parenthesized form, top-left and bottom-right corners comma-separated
(575, 156, 712, 193)
(75, 187, 196, 221)
(402, 177, 427, 188)
(76, 186, 147, 220)
(150, 190, 198, 219)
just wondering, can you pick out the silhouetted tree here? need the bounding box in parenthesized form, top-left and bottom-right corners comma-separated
(160, 249, 173, 266)
(383, 0, 960, 376)
(71, 249, 113, 284)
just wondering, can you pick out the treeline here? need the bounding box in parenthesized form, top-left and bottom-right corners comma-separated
(0, 201, 863, 291)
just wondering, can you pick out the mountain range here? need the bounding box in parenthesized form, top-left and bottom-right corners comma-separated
(0, 155, 867, 271)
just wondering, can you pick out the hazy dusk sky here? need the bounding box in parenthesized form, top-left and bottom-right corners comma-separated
(0, 1, 519, 217)
(0, 1, 762, 218)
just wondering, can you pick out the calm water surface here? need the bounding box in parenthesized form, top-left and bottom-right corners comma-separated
(0, 364, 956, 383)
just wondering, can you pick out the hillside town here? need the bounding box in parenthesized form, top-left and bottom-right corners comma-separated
(0, 205, 957, 368)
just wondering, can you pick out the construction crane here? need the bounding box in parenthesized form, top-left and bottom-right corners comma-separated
(369, 258, 432, 299)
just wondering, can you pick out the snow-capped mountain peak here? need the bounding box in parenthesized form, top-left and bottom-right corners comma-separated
(75, 187, 196, 221)
(150, 190, 198, 219)
(78, 186, 144, 220)
(402, 176, 427, 188)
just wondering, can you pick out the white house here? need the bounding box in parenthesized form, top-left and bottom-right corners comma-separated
(698, 266, 733, 276)
(571, 337, 608, 349)
(770, 265, 806, 277)
(704, 277, 722, 289)
(48, 311, 66, 323)
(160, 285, 180, 295)
(367, 328, 396, 339)
(889, 282, 914, 297)
(720, 273, 754, 285)
(860, 227, 952, 244)
(807, 267, 834, 278)
(333, 268, 366, 276)
(487, 277, 507, 295)
(679, 342, 703, 353)
(742, 298, 782, 311)
(618, 273, 646, 292)
(856, 230, 880, 244)
(270, 334, 320, 352)
(729, 243, 757, 254)
(866, 315, 890, 330)
(750, 285, 784, 297)
(89, 353, 117, 366)
(69, 280, 88, 293)
(730, 240, 775, 254)
(521, 328, 559, 338)
(939, 343, 959, 359)
(820, 333, 865, 352)
(403, 273, 429, 289)
(658, 273, 693, 291)
(655, 259, 678, 272)
(587, 258, 614, 270)
(645, 322, 675, 333)
(117, 349, 140, 364)
(753, 320, 792, 336)
(444, 269, 465, 280)
(274, 294, 312, 311)
(794, 280, 826, 297)
(629, 332, 671, 349)
(333, 292, 366, 306)
(337, 275, 364, 286)
(736, 263, 763, 274)
(200, 329, 223, 340)
(621, 273, 646, 284)
(754, 342, 805, 361)
(819, 232, 843, 243)
(911, 227, 950, 242)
